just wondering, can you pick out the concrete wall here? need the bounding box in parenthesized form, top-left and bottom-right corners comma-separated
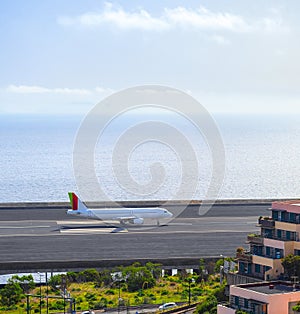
(0, 198, 290, 209)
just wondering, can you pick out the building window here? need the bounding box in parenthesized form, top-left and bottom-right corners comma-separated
(255, 264, 261, 273)
(286, 230, 291, 240)
(275, 249, 283, 259)
(282, 211, 287, 222)
(266, 246, 271, 256)
(263, 229, 272, 238)
(278, 211, 282, 221)
(277, 229, 282, 239)
(235, 296, 239, 306)
(290, 213, 296, 222)
(272, 210, 278, 220)
(244, 299, 249, 309)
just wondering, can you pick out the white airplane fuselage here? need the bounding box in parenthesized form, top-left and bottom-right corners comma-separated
(67, 193, 173, 225)
(67, 207, 172, 221)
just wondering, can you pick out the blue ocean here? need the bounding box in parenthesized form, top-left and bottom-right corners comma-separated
(1, 113, 300, 202)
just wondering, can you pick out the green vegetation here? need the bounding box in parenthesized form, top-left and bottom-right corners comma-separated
(0, 260, 228, 313)
(282, 255, 300, 279)
(292, 302, 300, 312)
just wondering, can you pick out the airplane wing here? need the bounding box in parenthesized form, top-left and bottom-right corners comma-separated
(117, 216, 144, 225)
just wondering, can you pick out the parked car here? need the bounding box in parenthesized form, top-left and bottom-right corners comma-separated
(81, 311, 95, 314)
(158, 302, 178, 310)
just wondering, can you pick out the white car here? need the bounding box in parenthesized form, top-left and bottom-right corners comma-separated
(159, 302, 178, 310)
(81, 311, 95, 314)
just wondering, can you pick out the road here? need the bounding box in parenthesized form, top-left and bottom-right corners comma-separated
(0, 203, 269, 267)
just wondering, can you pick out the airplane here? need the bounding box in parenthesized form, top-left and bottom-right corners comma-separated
(67, 192, 173, 226)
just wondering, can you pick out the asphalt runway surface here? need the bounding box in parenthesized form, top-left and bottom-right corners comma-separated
(0, 203, 270, 264)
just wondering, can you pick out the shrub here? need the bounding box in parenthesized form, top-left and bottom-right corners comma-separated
(77, 269, 100, 283)
(0, 279, 23, 306)
(292, 302, 300, 312)
(85, 292, 97, 301)
(48, 275, 62, 290)
(143, 297, 152, 304)
(195, 295, 218, 314)
(93, 297, 108, 309)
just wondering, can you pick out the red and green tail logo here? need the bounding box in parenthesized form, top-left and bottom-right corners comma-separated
(68, 192, 78, 210)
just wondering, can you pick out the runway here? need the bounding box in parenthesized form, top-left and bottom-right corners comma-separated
(0, 203, 269, 266)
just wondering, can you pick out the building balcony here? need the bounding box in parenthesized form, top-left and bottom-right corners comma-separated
(236, 251, 253, 263)
(247, 234, 264, 245)
(263, 234, 297, 242)
(258, 217, 275, 228)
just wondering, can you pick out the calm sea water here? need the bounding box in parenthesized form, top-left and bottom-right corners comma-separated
(1, 113, 300, 202)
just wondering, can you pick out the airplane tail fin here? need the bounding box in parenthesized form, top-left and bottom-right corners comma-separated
(68, 192, 88, 211)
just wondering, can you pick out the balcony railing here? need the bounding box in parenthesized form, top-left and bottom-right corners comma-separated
(258, 217, 275, 228)
(251, 252, 283, 259)
(236, 251, 253, 262)
(247, 234, 264, 245)
(263, 233, 298, 242)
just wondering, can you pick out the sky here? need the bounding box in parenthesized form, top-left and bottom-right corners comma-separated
(0, 0, 300, 114)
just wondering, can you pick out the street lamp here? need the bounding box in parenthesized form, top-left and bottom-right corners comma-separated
(116, 275, 122, 314)
(45, 272, 49, 314)
(187, 277, 195, 306)
(37, 272, 42, 314)
(220, 254, 225, 284)
(61, 275, 67, 314)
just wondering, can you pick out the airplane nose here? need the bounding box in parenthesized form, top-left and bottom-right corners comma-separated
(168, 211, 173, 218)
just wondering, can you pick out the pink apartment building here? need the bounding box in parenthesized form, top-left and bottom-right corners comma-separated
(217, 281, 300, 314)
(237, 201, 300, 281)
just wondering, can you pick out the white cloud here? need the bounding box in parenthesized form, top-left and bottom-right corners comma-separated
(57, 3, 287, 34)
(164, 6, 250, 32)
(6, 85, 91, 95)
(7, 85, 50, 94)
(58, 3, 169, 31)
(6, 85, 113, 96)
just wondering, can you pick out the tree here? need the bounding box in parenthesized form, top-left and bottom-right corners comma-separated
(282, 255, 300, 279)
(11, 275, 35, 294)
(77, 269, 100, 283)
(99, 269, 113, 286)
(212, 285, 227, 302)
(195, 295, 218, 314)
(145, 262, 161, 279)
(198, 259, 208, 281)
(48, 274, 62, 290)
(0, 279, 23, 307)
(122, 265, 155, 292)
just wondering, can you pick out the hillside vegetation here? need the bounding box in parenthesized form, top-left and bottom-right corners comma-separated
(0, 260, 228, 314)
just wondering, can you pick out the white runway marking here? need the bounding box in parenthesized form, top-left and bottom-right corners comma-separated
(60, 228, 128, 234)
(56, 220, 104, 225)
(0, 226, 51, 229)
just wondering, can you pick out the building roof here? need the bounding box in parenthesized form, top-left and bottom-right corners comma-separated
(272, 200, 300, 213)
(237, 281, 300, 295)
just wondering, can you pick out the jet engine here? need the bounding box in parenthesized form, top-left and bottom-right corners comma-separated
(131, 218, 144, 225)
